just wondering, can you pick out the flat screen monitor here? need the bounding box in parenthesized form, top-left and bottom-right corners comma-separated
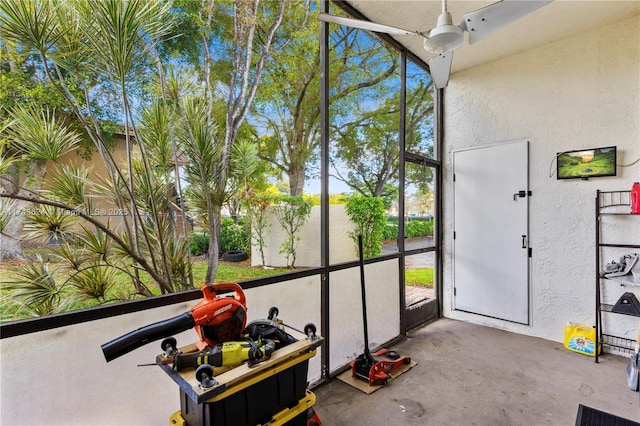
(557, 146, 617, 180)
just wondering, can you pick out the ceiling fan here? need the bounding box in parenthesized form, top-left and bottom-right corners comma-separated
(318, 0, 552, 89)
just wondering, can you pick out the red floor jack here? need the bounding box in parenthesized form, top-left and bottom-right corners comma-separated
(307, 407, 322, 426)
(351, 236, 411, 386)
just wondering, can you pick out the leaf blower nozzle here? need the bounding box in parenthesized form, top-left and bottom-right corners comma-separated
(101, 312, 195, 362)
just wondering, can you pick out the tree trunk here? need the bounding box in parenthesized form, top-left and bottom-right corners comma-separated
(215, 214, 222, 255)
(1, 165, 23, 261)
(0, 217, 25, 262)
(0, 160, 49, 262)
(204, 212, 220, 284)
(289, 163, 306, 197)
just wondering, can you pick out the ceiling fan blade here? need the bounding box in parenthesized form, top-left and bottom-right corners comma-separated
(462, 0, 552, 45)
(317, 12, 420, 37)
(429, 52, 454, 89)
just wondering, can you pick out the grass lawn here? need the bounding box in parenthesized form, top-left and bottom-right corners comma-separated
(0, 257, 291, 321)
(405, 267, 434, 287)
(1, 256, 433, 321)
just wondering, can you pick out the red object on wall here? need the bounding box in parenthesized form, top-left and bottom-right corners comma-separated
(631, 182, 640, 214)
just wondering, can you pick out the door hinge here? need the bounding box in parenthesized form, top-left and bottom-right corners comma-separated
(528, 248, 532, 258)
(453, 174, 456, 182)
(453, 287, 456, 296)
(453, 231, 456, 239)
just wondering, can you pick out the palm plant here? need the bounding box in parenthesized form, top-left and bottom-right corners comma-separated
(0, 105, 81, 261)
(2, 255, 78, 317)
(23, 204, 79, 243)
(173, 91, 260, 282)
(0, 0, 191, 318)
(67, 265, 117, 303)
(0, 0, 274, 319)
(0, 198, 16, 235)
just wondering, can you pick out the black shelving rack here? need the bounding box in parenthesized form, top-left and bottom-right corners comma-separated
(595, 190, 640, 363)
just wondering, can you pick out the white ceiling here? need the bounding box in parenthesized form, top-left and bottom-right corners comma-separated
(344, 1, 640, 74)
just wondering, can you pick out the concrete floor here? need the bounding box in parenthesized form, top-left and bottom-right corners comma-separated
(311, 319, 640, 425)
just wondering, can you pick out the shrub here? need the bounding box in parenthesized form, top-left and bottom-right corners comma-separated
(405, 220, 433, 238)
(242, 192, 274, 267)
(344, 196, 386, 258)
(189, 233, 209, 256)
(382, 217, 433, 241)
(189, 219, 249, 257)
(220, 217, 249, 253)
(383, 222, 398, 240)
(271, 196, 312, 268)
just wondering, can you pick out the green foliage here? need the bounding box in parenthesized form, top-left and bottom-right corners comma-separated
(165, 236, 192, 292)
(189, 220, 249, 257)
(220, 217, 249, 253)
(190, 233, 210, 256)
(405, 220, 433, 238)
(332, 100, 400, 199)
(0, 47, 70, 115)
(0, 198, 16, 234)
(382, 217, 433, 240)
(0, 257, 293, 321)
(68, 266, 117, 302)
(254, 0, 321, 196)
(405, 268, 434, 287)
(0, 0, 437, 321)
(23, 205, 79, 242)
(271, 195, 312, 268)
(383, 221, 398, 240)
(44, 163, 92, 210)
(344, 196, 386, 258)
(404, 66, 435, 159)
(241, 190, 275, 267)
(0, 0, 193, 298)
(0, 0, 288, 317)
(1, 255, 77, 316)
(4, 106, 81, 161)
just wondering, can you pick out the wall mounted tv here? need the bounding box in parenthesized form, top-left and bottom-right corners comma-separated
(557, 146, 617, 180)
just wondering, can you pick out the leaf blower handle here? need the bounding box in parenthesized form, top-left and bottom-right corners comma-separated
(101, 312, 196, 362)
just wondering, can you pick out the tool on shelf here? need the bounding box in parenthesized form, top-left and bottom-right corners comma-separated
(611, 292, 640, 316)
(172, 338, 276, 371)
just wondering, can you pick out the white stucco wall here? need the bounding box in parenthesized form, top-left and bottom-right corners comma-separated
(442, 16, 640, 343)
(251, 204, 357, 267)
(328, 260, 401, 373)
(0, 265, 402, 425)
(0, 302, 195, 425)
(0, 280, 323, 426)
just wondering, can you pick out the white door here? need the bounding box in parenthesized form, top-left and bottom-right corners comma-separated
(453, 140, 529, 324)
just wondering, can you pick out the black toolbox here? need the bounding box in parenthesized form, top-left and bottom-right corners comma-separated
(162, 326, 322, 426)
(178, 358, 309, 425)
(171, 389, 316, 426)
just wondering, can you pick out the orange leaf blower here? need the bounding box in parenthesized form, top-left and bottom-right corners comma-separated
(101, 283, 247, 362)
